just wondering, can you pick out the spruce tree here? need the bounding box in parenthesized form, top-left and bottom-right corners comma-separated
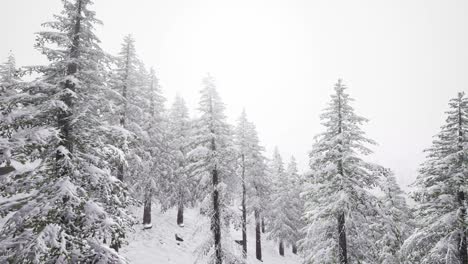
(375, 168, 412, 264)
(162, 94, 194, 226)
(0, 0, 132, 262)
(0, 52, 20, 168)
(234, 109, 268, 259)
(402, 92, 468, 264)
(189, 75, 240, 264)
(267, 147, 296, 256)
(285, 156, 305, 255)
(301, 79, 382, 263)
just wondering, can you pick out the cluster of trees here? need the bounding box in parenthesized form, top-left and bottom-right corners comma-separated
(0, 1, 467, 264)
(300, 80, 468, 264)
(0, 1, 303, 263)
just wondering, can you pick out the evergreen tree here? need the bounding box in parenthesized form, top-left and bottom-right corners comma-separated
(140, 68, 168, 228)
(162, 94, 194, 226)
(374, 168, 412, 264)
(234, 109, 269, 259)
(0, 52, 20, 168)
(285, 156, 305, 255)
(402, 92, 468, 264)
(267, 147, 296, 256)
(189, 75, 241, 264)
(301, 79, 382, 264)
(0, 0, 132, 262)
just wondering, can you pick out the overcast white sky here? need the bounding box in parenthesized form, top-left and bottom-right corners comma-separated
(1, 0, 468, 189)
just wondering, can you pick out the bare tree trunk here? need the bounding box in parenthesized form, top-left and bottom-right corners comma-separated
(241, 154, 247, 258)
(255, 210, 262, 261)
(279, 240, 284, 256)
(177, 201, 184, 226)
(338, 212, 348, 264)
(261, 217, 265, 233)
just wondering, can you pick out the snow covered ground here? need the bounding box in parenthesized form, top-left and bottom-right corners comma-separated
(122, 206, 302, 264)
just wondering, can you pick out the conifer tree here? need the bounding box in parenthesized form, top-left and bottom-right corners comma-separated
(267, 147, 296, 256)
(285, 156, 305, 255)
(0, 52, 20, 168)
(141, 68, 167, 228)
(375, 168, 412, 264)
(234, 109, 268, 259)
(189, 75, 240, 264)
(0, 0, 132, 262)
(301, 79, 382, 263)
(162, 94, 194, 226)
(402, 92, 468, 264)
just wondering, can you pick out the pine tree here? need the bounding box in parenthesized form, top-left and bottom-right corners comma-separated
(162, 94, 194, 226)
(285, 156, 305, 255)
(267, 147, 296, 256)
(111, 34, 141, 183)
(234, 109, 268, 259)
(0, 52, 20, 168)
(0, 0, 132, 262)
(402, 92, 468, 264)
(189, 75, 240, 264)
(374, 168, 412, 264)
(301, 79, 382, 263)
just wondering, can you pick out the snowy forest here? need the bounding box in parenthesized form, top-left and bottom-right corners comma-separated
(0, 0, 467, 264)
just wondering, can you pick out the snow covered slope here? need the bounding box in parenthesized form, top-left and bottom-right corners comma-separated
(122, 207, 302, 264)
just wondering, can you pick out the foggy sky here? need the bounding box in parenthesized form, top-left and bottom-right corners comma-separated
(2, 0, 468, 190)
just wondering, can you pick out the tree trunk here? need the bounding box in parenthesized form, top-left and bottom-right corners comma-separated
(336, 82, 348, 264)
(261, 217, 266, 233)
(255, 210, 262, 261)
(338, 212, 348, 264)
(143, 193, 152, 228)
(212, 166, 222, 264)
(279, 240, 284, 256)
(56, 0, 82, 174)
(241, 154, 247, 257)
(292, 243, 297, 254)
(177, 202, 184, 226)
(458, 191, 467, 264)
(457, 94, 468, 264)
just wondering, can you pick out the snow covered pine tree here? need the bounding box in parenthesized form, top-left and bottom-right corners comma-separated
(0, 0, 132, 262)
(301, 79, 384, 263)
(163, 95, 194, 226)
(267, 148, 298, 257)
(402, 92, 468, 264)
(189, 75, 242, 264)
(0, 52, 21, 171)
(234, 109, 269, 260)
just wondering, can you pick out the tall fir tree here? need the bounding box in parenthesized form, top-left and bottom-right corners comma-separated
(301, 79, 382, 263)
(162, 94, 194, 226)
(402, 92, 468, 264)
(189, 75, 241, 264)
(267, 148, 297, 256)
(0, 52, 20, 168)
(234, 109, 269, 259)
(141, 68, 168, 228)
(285, 156, 306, 255)
(375, 168, 412, 264)
(0, 0, 132, 262)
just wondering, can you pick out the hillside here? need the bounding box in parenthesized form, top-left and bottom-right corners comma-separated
(122, 206, 302, 264)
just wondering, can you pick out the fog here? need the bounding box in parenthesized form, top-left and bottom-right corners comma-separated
(2, 0, 468, 189)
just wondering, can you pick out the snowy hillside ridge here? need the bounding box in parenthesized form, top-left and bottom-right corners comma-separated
(122, 206, 301, 264)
